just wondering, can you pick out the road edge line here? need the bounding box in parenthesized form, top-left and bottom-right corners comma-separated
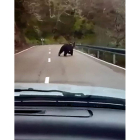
(15, 46, 36, 55)
(74, 49, 125, 70)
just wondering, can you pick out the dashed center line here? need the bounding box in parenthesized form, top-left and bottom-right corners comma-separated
(45, 77, 49, 83)
(48, 58, 51, 62)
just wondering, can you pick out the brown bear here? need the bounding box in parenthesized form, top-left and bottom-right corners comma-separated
(58, 42, 75, 57)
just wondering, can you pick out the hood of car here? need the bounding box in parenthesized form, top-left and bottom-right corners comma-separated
(15, 83, 125, 99)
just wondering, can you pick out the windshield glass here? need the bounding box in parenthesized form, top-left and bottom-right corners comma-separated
(15, 0, 125, 96)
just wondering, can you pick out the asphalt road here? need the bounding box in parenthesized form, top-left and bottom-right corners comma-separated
(15, 45, 125, 90)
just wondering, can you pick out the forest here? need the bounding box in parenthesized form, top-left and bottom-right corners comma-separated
(15, 0, 125, 51)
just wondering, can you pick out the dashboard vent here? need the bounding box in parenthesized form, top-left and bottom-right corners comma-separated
(15, 110, 44, 114)
(15, 109, 92, 117)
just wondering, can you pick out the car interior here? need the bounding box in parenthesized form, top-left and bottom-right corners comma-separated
(15, 96, 125, 140)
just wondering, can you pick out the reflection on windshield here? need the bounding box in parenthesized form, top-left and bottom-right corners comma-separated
(15, 0, 125, 91)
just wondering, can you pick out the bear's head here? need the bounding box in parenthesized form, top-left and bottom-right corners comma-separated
(70, 42, 75, 48)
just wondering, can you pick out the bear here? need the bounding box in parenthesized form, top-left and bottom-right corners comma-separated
(58, 42, 75, 57)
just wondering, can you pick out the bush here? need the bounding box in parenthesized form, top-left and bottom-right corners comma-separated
(25, 37, 40, 45)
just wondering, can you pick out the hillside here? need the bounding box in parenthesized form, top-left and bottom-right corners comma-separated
(15, 0, 125, 52)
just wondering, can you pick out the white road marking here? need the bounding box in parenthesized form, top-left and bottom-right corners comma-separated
(45, 77, 49, 83)
(74, 49, 125, 70)
(15, 46, 36, 55)
(48, 58, 51, 62)
(49, 52, 51, 54)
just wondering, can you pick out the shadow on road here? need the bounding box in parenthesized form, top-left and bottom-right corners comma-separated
(58, 55, 73, 57)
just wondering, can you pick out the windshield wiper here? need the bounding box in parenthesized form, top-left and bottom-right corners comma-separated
(15, 88, 125, 109)
(15, 88, 125, 105)
(15, 88, 84, 97)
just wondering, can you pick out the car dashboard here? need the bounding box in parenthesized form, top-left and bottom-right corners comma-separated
(15, 106, 125, 140)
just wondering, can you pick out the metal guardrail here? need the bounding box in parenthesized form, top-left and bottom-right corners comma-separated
(75, 44, 125, 66)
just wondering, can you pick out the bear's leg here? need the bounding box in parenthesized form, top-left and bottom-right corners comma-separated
(71, 49, 73, 56)
(64, 51, 67, 57)
(58, 48, 63, 56)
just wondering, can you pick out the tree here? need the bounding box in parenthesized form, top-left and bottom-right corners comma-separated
(15, 0, 125, 47)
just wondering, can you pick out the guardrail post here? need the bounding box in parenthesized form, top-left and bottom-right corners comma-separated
(113, 54, 116, 64)
(97, 51, 100, 58)
(88, 48, 90, 54)
(82, 47, 83, 52)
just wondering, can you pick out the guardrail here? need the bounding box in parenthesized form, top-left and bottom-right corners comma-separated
(75, 44, 125, 67)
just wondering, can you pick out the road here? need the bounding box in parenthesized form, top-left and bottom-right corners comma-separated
(15, 45, 125, 90)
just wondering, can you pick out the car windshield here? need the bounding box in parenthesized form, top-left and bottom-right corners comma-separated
(15, 0, 125, 97)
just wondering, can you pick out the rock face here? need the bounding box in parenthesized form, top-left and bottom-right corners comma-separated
(15, 24, 28, 53)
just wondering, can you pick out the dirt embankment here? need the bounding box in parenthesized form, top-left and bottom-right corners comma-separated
(15, 25, 32, 54)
